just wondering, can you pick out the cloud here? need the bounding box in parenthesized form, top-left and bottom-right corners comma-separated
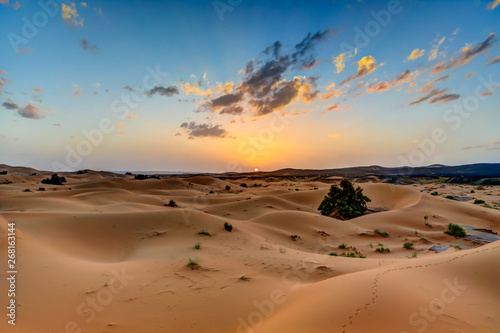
(74, 88, 83, 95)
(333, 53, 346, 73)
(2, 99, 19, 110)
(81, 2, 87, 7)
(367, 81, 391, 93)
(80, 38, 98, 53)
(407, 48, 425, 61)
(149, 86, 180, 97)
(464, 72, 476, 78)
(481, 90, 493, 97)
(325, 103, 341, 112)
(487, 0, 500, 10)
(428, 37, 445, 61)
(127, 112, 137, 120)
(462, 145, 484, 150)
(180, 122, 228, 139)
(180, 82, 212, 96)
(485, 55, 500, 66)
(197, 31, 330, 119)
(53, 123, 61, 126)
(0, 0, 20, 9)
(62, 3, 83, 26)
(339, 56, 379, 86)
(33, 87, 43, 93)
(2, 99, 44, 119)
(124, 85, 135, 92)
(432, 33, 496, 73)
(409, 76, 459, 105)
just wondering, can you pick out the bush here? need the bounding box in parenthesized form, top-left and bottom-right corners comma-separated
(38, 187, 45, 191)
(318, 179, 371, 219)
(194, 243, 201, 250)
(240, 183, 248, 188)
(329, 252, 338, 256)
(198, 230, 210, 236)
(375, 247, 390, 253)
(445, 195, 458, 201)
(431, 191, 438, 196)
(445, 223, 466, 238)
(24, 189, 30, 192)
(474, 199, 485, 205)
(403, 242, 414, 249)
(125, 172, 132, 175)
(338, 243, 347, 249)
(187, 258, 199, 270)
(470, 190, 475, 193)
(225, 185, 231, 190)
(41, 174, 66, 185)
(224, 222, 233, 232)
(77, 170, 88, 174)
(165, 200, 177, 207)
(134, 174, 149, 180)
(375, 228, 389, 237)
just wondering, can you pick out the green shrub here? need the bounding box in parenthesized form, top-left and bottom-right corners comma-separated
(375, 247, 390, 253)
(403, 242, 414, 249)
(431, 191, 438, 196)
(24, 188, 30, 192)
(470, 190, 475, 193)
(318, 179, 371, 219)
(194, 243, 201, 249)
(474, 199, 485, 205)
(451, 244, 462, 250)
(224, 222, 233, 232)
(375, 228, 389, 237)
(329, 252, 338, 256)
(338, 243, 347, 249)
(445, 223, 466, 238)
(187, 258, 200, 269)
(38, 187, 45, 191)
(41, 173, 66, 185)
(198, 230, 210, 236)
(445, 195, 458, 201)
(165, 200, 177, 207)
(225, 185, 231, 190)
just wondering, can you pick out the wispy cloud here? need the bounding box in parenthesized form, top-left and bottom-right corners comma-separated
(62, 3, 83, 26)
(432, 33, 496, 73)
(487, 0, 500, 10)
(407, 48, 425, 61)
(485, 55, 500, 66)
(81, 39, 98, 53)
(339, 56, 380, 86)
(148, 86, 180, 97)
(462, 145, 484, 150)
(180, 121, 228, 139)
(2, 99, 45, 119)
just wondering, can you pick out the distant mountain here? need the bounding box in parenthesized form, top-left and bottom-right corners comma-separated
(251, 163, 500, 178)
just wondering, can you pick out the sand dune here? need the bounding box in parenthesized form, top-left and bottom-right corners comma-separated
(0, 171, 499, 332)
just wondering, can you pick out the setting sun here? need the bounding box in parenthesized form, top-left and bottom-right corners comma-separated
(254, 168, 259, 172)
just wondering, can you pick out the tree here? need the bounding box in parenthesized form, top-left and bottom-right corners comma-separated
(318, 179, 371, 219)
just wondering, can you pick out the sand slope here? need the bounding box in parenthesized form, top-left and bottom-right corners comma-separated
(0, 173, 499, 332)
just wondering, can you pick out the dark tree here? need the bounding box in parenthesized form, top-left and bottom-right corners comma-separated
(318, 179, 371, 219)
(41, 174, 67, 185)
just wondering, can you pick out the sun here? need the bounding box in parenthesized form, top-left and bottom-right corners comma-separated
(254, 168, 259, 172)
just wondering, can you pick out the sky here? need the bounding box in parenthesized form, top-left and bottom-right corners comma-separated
(1, 0, 500, 173)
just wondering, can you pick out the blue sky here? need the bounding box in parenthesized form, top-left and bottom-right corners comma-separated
(1, 0, 499, 172)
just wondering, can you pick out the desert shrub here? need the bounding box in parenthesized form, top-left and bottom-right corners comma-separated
(38, 187, 45, 191)
(165, 200, 177, 207)
(225, 185, 231, 190)
(0, 171, 7, 175)
(470, 190, 475, 193)
(209, 190, 214, 194)
(403, 242, 414, 249)
(318, 179, 371, 219)
(198, 230, 210, 236)
(329, 252, 338, 256)
(445, 223, 466, 238)
(24, 189, 30, 192)
(451, 244, 462, 250)
(76, 170, 88, 174)
(375, 228, 389, 237)
(224, 222, 233, 232)
(431, 191, 438, 196)
(279, 248, 286, 253)
(41, 174, 66, 185)
(474, 199, 485, 205)
(338, 243, 347, 249)
(375, 247, 390, 253)
(194, 243, 201, 249)
(240, 183, 248, 188)
(445, 195, 458, 201)
(187, 258, 199, 269)
(134, 174, 149, 180)
(125, 172, 132, 175)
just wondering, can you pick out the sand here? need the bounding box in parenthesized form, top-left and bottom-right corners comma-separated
(0, 168, 499, 333)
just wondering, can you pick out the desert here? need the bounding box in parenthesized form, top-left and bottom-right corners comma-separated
(1, 164, 499, 333)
